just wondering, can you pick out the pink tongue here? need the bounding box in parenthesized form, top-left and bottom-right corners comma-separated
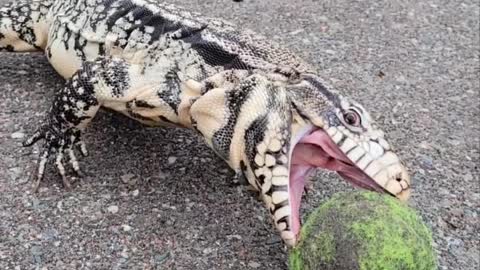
(292, 144, 353, 171)
(295, 130, 381, 188)
(289, 129, 376, 238)
(289, 165, 312, 237)
(291, 129, 356, 173)
(298, 131, 351, 164)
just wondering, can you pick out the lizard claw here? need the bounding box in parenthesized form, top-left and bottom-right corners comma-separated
(77, 141, 89, 157)
(22, 125, 48, 147)
(23, 123, 86, 192)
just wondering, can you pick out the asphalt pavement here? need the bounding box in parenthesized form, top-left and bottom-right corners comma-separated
(0, 0, 478, 269)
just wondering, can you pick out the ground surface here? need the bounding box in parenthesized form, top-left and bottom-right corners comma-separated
(0, 0, 478, 269)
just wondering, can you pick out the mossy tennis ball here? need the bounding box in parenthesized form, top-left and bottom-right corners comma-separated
(289, 191, 437, 270)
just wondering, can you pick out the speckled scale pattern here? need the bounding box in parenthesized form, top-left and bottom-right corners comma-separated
(0, 0, 50, 51)
(0, 0, 410, 247)
(96, 57, 130, 97)
(45, 0, 312, 75)
(211, 76, 260, 160)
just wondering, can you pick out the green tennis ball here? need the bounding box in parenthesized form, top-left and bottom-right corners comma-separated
(289, 191, 437, 270)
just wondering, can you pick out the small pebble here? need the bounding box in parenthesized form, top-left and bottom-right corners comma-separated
(120, 249, 129, 259)
(9, 167, 22, 181)
(419, 141, 431, 149)
(227, 234, 242, 240)
(168, 156, 177, 164)
(154, 251, 171, 264)
(248, 261, 261, 268)
(419, 156, 434, 170)
(463, 173, 473, 182)
(203, 247, 214, 254)
(107, 205, 119, 214)
(289, 29, 304, 35)
(120, 173, 137, 185)
(11, 132, 25, 139)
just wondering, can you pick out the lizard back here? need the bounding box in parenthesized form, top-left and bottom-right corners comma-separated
(45, 0, 314, 79)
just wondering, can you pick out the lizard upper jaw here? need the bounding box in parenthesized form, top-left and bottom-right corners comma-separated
(288, 128, 389, 241)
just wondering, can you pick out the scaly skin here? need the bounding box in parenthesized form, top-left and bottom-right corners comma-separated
(1, 0, 411, 247)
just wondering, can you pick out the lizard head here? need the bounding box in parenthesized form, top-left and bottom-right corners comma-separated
(260, 73, 411, 246)
(189, 72, 410, 247)
(0, 1, 48, 52)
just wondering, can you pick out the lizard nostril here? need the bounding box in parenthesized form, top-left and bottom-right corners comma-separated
(395, 172, 403, 182)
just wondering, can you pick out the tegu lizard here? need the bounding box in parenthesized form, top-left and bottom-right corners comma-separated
(0, 0, 411, 247)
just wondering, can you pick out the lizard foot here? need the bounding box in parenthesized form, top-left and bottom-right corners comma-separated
(23, 124, 88, 192)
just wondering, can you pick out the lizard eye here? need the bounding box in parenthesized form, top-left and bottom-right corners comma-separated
(343, 110, 361, 127)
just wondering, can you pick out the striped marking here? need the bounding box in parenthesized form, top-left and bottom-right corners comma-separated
(356, 154, 373, 170)
(340, 137, 356, 153)
(347, 147, 365, 162)
(372, 168, 389, 187)
(276, 221, 287, 231)
(274, 205, 291, 222)
(364, 160, 382, 178)
(261, 180, 272, 194)
(332, 131, 343, 143)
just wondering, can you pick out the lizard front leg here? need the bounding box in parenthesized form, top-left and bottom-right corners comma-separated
(24, 56, 203, 191)
(23, 61, 102, 191)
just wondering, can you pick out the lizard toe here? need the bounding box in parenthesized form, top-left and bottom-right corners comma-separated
(22, 125, 48, 147)
(26, 124, 85, 192)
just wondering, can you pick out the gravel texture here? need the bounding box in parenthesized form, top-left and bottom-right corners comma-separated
(0, 0, 478, 269)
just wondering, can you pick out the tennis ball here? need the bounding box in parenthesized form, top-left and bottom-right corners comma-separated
(289, 191, 437, 270)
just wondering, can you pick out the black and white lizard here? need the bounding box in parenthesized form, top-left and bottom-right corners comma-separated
(0, 0, 411, 246)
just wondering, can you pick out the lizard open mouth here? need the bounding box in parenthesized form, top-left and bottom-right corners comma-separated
(288, 128, 388, 238)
